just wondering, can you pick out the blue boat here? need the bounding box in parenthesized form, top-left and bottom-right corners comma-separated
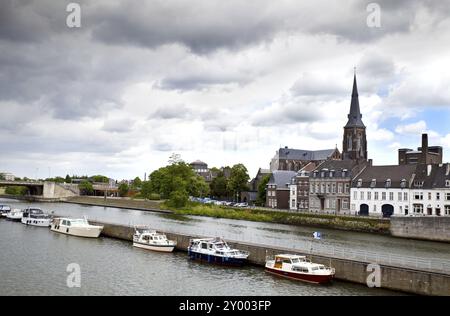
(188, 237, 249, 266)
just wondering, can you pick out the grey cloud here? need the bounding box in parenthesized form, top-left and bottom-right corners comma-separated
(252, 97, 322, 127)
(150, 104, 191, 120)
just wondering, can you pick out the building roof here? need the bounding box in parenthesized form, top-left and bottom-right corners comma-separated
(344, 74, 365, 128)
(268, 170, 297, 189)
(275, 147, 337, 161)
(351, 164, 416, 188)
(190, 160, 208, 166)
(414, 163, 450, 189)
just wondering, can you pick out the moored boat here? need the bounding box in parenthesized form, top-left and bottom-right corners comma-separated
(265, 254, 335, 284)
(6, 209, 23, 221)
(21, 207, 52, 227)
(133, 227, 176, 252)
(51, 217, 103, 238)
(0, 205, 11, 217)
(188, 237, 249, 266)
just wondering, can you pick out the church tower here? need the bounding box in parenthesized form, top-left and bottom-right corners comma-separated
(342, 73, 367, 161)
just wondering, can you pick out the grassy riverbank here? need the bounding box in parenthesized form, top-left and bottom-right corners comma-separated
(165, 203, 390, 234)
(65, 196, 168, 213)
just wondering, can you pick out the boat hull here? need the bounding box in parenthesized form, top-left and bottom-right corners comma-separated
(21, 217, 51, 227)
(6, 216, 22, 221)
(50, 225, 103, 238)
(265, 266, 334, 284)
(133, 241, 175, 253)
(188, 250, 248, 266)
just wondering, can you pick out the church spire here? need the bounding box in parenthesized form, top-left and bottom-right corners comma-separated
(345, 72, 365, 128)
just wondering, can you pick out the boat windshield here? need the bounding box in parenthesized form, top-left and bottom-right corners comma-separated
(70, 219, 89, 226)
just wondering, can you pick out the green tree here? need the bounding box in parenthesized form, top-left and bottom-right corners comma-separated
(90, 175, 109, 183)
(118, 182, 129, 197)
(227, 164, 250, 202)
(79, 180, 94, 195)
(5, 186, 28, 196)
(132, 177, 142, 189)
(256, 174, 271, 206)
(0, 174, 5, 180)
(167, 190, 189, 208)
(210, 171, 228, 199)
(65, 175, 72, 183)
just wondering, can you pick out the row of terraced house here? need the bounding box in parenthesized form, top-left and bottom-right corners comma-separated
(265, 74, 449, 218)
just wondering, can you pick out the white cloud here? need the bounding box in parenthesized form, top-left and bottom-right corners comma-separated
(395, 121, 427, 135)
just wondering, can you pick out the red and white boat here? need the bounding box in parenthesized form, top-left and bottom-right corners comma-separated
(265, 254, 335, 284)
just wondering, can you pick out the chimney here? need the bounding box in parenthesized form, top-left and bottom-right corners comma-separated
(421, 133, 428, 164)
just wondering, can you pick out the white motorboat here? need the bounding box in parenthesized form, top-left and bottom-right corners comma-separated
(21, 207, 52, 227)
(265, 254, 335, 284)
(51, 217, 103, 238)
(0, 205, 11, 217)
(188, 237, 250, 266)
(133, 227, 177, 252)
(6, 209, 23, 221)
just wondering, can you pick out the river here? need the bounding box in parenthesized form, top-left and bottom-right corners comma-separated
(0, 218, 403, 295)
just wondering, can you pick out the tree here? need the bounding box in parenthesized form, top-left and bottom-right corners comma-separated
(256, 174, 271, 206)
(132, 177, 142, 189)
(168, 153, 182, 165)
(210, 171, 228, 199)
(79, 180, 94, 195)
(65, 175, 72, 183)
(227, 164, 250, 202)
(0, 174, 5, 180)
(118, 182, 129, 197)
(90, 175, 109, 183)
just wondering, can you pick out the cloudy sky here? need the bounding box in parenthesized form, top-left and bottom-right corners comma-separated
(1, 0, 450, 180)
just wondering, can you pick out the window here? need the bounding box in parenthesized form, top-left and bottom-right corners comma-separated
(398, 192, 402, 201)
(389, 192, 394, 201)
(357, 179, 362, 188)
(353, 191, 358, 200)
(332, 183, 336, 193)
(428, 192, 432, 200)
(382, 192, 386, 200)
(385, 179, 391, 188)
(404, 192, 408, 201)
(446, 193, 450, 201)
(310, 184, 314, 193)
(413, 204, 424, 214)
(344, 184, 350, 194)
(374, 192, 379, 200)
(367, 192, 371, 200)
(373, 204, 377, 212)
(342, 199, 349, 209)
(321, 183, 325, 193)
(436, 192, 440, 200)
(414, 192, 424, 200)
(446, 180, 450, 187)
(291, 200, 296, 209)
(414, 181, 424, 188)
(400, 179, 407, 188)
(360, 191, 364, 200)
(316, 184, 319, 193)
(338, 183, 343, 194)
(445, 205, 450, 215)
(326, 184, 330, 193)
(370, 179, 376, 188)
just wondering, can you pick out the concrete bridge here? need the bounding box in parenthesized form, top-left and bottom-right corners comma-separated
(0, 180, 79, 200)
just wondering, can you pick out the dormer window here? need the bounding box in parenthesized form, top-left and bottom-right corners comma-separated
(446, 180, 450, 187)
(357, 179, 362, 188)
(414, 181, 424, 188)
(370, 179, 376, 188)
(400, 179, 407, 189)
(342, 169, 348, 177)
(385, 179, 391, 188)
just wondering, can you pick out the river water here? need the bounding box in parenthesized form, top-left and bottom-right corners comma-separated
(1, 198, 449, 262)
(0, 218, 402, 296)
